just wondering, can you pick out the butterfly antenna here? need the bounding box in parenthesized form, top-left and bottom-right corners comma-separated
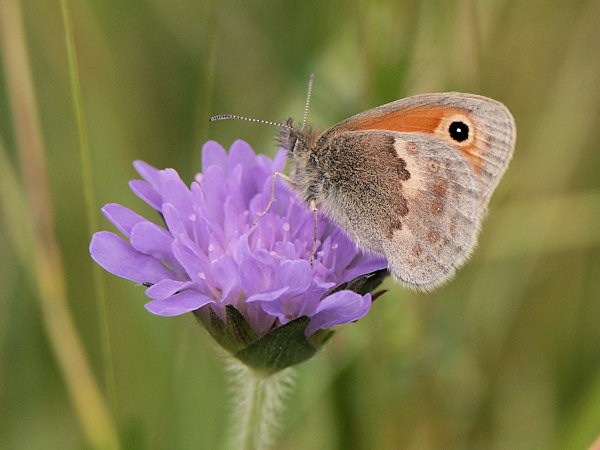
(209, 113, 309, 149)
(209, 114, 294, 131)
(302, 74, 314, 129)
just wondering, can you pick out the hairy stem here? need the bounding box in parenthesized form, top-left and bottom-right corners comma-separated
(225, 357, 294, 450)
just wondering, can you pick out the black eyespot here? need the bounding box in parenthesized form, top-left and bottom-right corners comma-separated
(449, 121, 469, 142)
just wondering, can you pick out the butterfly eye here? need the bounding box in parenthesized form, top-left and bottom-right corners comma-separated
(448, 121, 469, 142)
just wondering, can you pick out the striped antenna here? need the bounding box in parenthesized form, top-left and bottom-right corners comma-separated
(209, 114, 293, 131)
(302, 74, 314, 128)
(209, 113, 309, 150)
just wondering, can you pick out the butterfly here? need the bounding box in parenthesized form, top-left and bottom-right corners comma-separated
(211, 82, 516, 290)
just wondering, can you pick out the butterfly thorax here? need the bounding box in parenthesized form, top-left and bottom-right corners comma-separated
(278, 119, 323, 205)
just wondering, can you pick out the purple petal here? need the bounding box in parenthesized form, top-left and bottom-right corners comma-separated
(277, 260, 312, 296)
(273, 148, 287, 172)
(133, 160, 162, 188)
(145, 279, 197, 299)
(305, 291, 372, 336)
(101, 203, 148, 237)
(229, 140, 259, 198)
(210, 254, 241, 301)
(162, 203, 188, 240)
(129, 179, 162, 210)
(257, 148, 286, 174)
(171, 238, 213, 288)
(130, 221, 171, 254)
(228, 140, 256, 172)
(90, 231, 173, 284)
(246, 286, 289, 304)
(342, 254, 388, 282)
(224, 194, 248, 239)
(238, 235, 274, 296)
(145, 290, 214, 316)
(130, 221, 185, 275)
(202, 140, 227, 171)
(321, 232, 356, 274)
(160, 169, 194, 223)
(202, 165, 226, 224)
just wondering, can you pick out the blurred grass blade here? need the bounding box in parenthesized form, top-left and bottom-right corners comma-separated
(60, 0, 117, 411)
(0, 0, 119, 448)
(560, 367, 600, 449)
(0, 138, 35, 267)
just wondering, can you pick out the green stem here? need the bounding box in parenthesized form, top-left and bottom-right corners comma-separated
(226, 357, 294, 450)
(244, 375, 265, 449)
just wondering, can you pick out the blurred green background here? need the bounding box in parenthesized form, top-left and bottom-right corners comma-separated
(1, 0, 599, 448)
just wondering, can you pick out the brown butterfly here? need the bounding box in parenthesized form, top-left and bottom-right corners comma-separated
(211, 84, 516, 290)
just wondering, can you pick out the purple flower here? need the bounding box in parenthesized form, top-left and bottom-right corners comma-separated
(90, 140, 387, 370)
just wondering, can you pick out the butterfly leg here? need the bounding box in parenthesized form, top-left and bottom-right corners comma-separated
(253, 171, 291, 225)
(310, 198, 318, 267)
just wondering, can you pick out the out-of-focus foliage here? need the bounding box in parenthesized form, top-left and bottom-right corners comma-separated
(1, 0, 599, 448)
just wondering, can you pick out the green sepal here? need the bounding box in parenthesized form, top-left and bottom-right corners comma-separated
(225, 305, 259, 348)
(309, 328, 335, 348)
(325, 268, 389, 299)
(194, 308, 232, 353)
(193, 306, 258, 354)
(235, 316, 316, 375)
(353, 268, 389, 302)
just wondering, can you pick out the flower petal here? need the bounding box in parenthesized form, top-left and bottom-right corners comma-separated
(238, 235, 275, 296)
(201, 140, 227, 171)
(305, 291, 372, 336)
(145, 290, 214, 316)
(202, 165, 226, 224)
(129, 179, 162, 210)
(101, 203, 148, 237)
(133, 160, 162, 189)
(246, 286, 289, 304)
(130, 221, 185, 276)
(171, 238, 213, 289)
(90, 231, 173, 284)
(210, 254, 241, 301)
(228, 140, 256, 173)
(272, 148, 287, 172)
(343, 255, 388, 282)
(160, 169, 194, 225)
(277, 259, 312, 296)
(145, 279, 197, 299)
(162, 202, 187, 239)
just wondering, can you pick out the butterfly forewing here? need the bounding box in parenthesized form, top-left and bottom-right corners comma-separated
(328, 93, 516, 212)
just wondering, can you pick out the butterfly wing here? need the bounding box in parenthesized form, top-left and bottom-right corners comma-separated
(315, 93, 515, 288)
(378, 132, 481, 288)
(326, 93, 516, 212)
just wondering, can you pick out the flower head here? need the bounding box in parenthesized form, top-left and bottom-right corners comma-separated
(90, 140, 387, 372)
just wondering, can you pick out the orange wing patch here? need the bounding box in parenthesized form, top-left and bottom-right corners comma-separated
(342, 105, 486, 173)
